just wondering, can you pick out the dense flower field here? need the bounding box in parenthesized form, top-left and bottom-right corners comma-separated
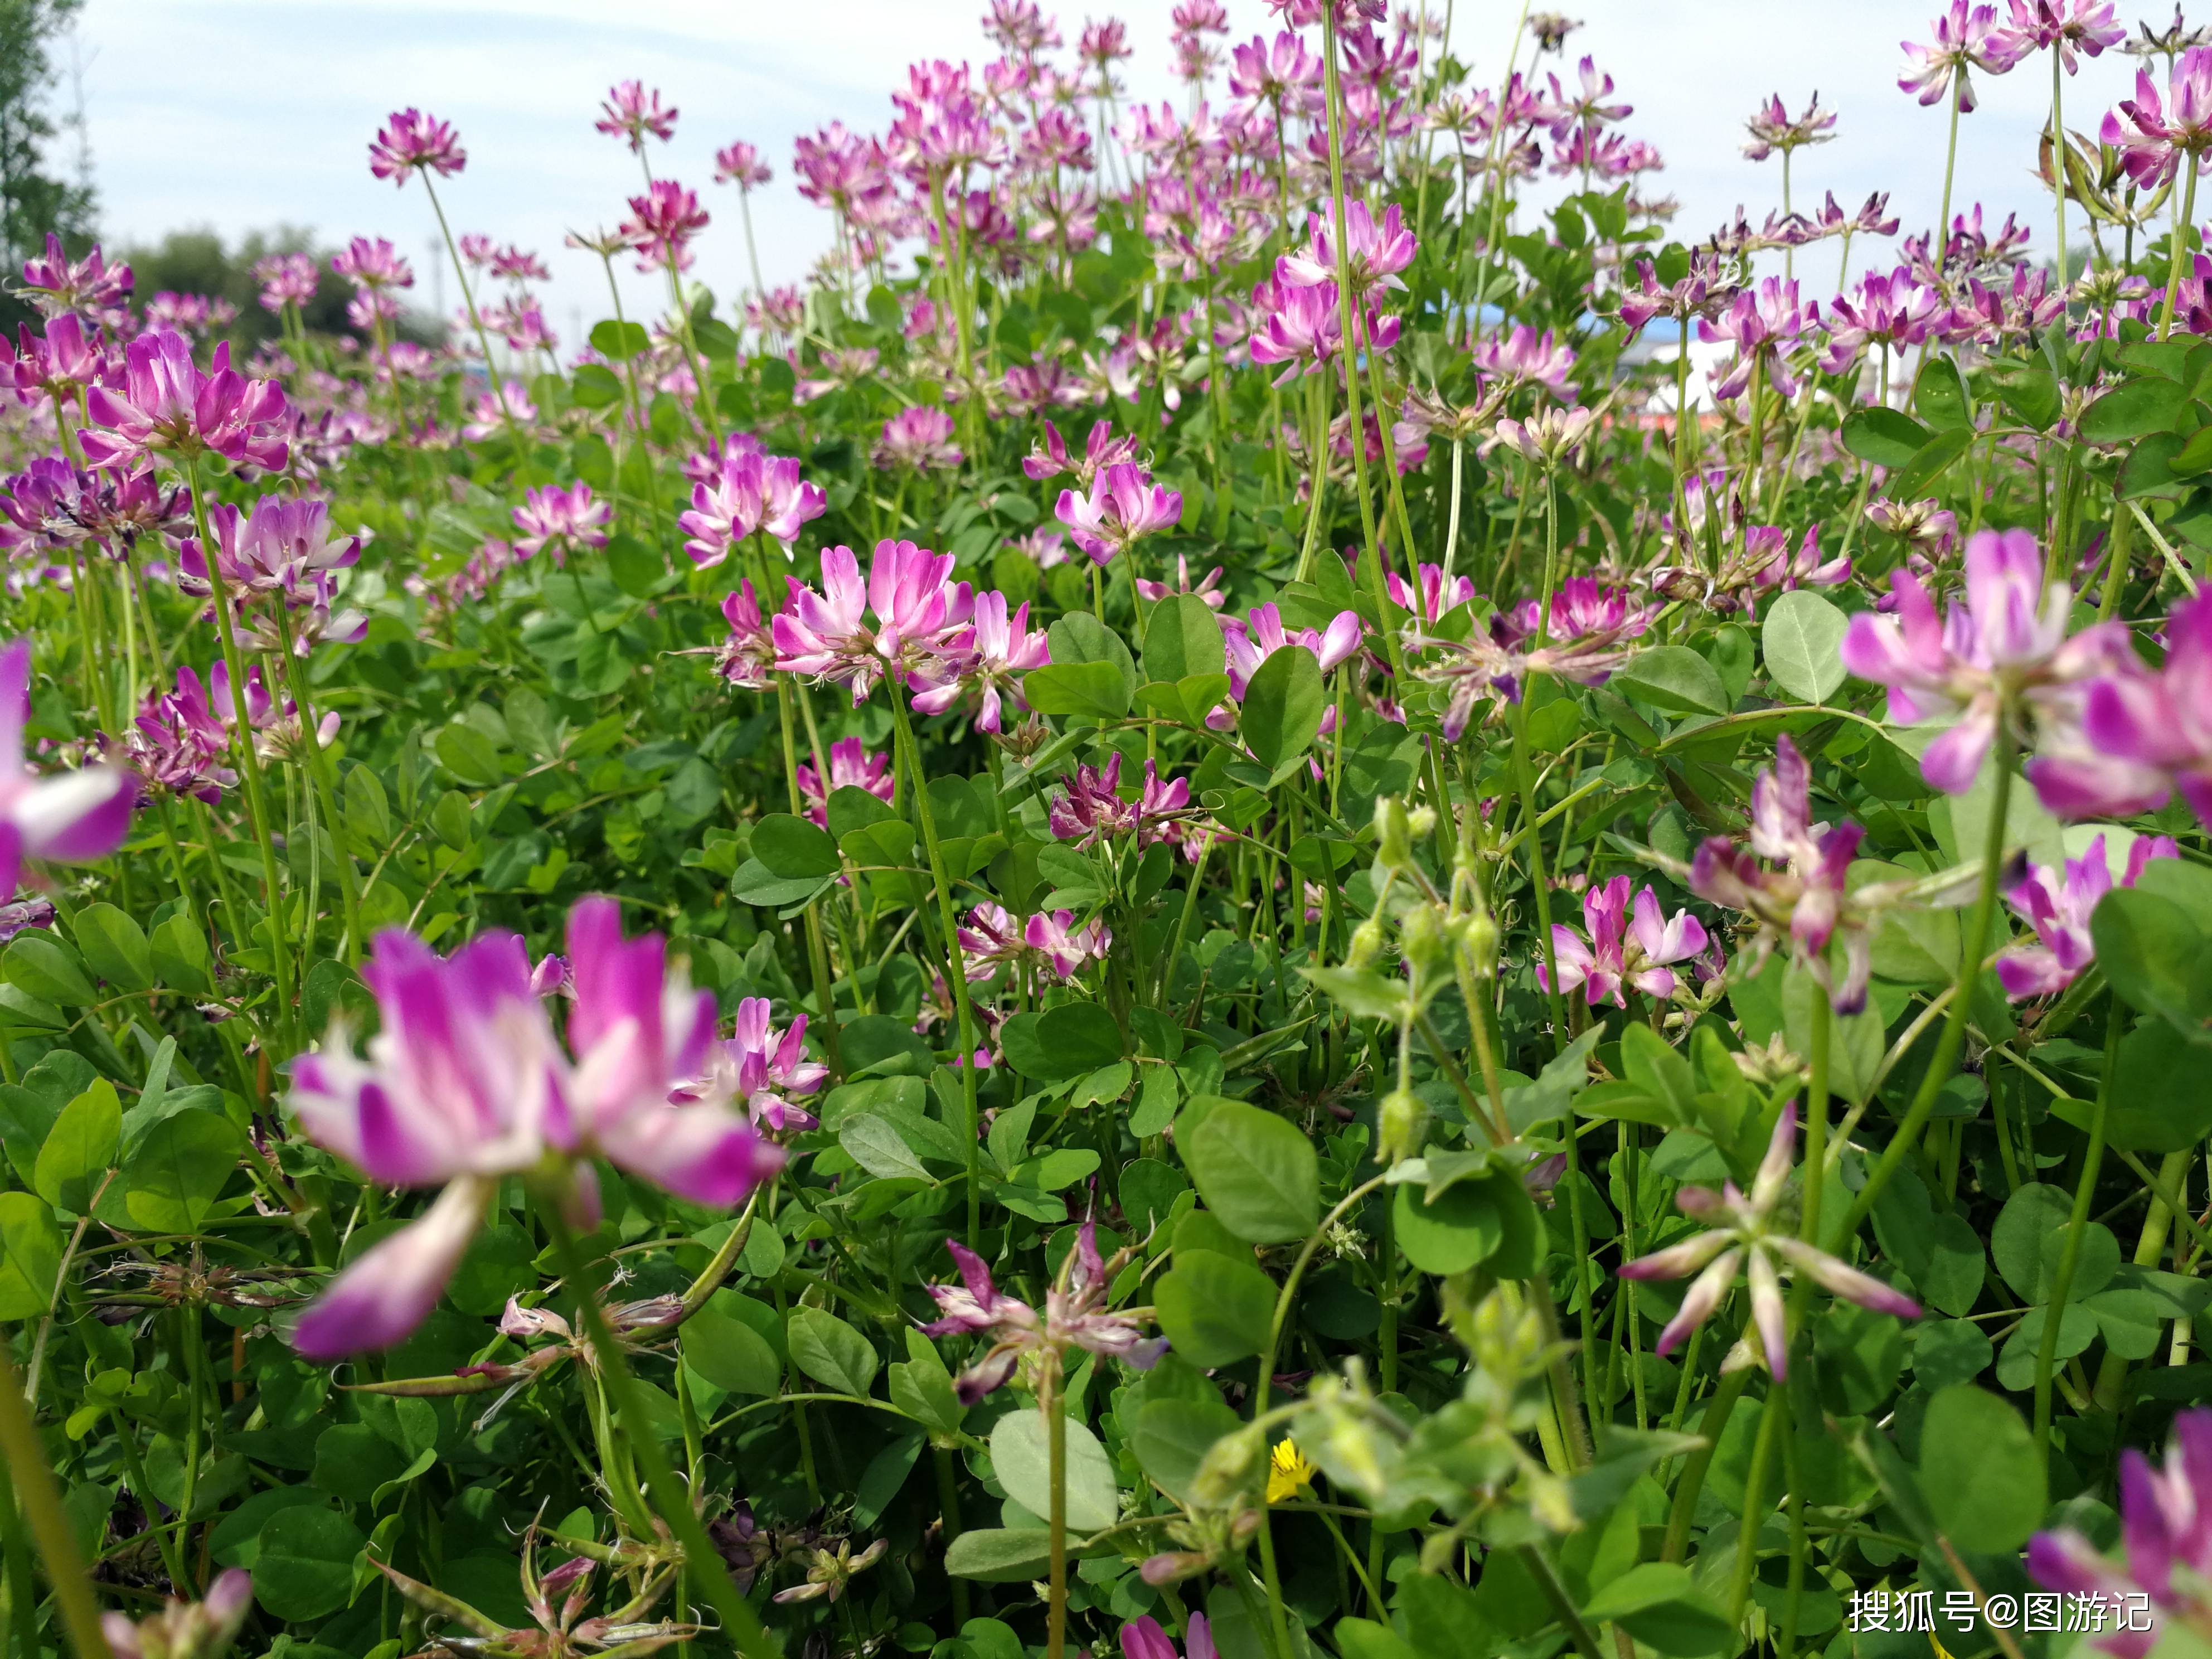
(6, 2, 2212, 1658)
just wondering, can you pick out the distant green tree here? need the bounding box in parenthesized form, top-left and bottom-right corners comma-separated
(122, 226, 446, 356)
(0, 0, 95, 333)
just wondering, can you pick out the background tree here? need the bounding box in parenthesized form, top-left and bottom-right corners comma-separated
(0, 0, 94, 333)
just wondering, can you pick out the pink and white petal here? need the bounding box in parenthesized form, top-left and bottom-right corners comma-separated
(1651, 1247, 1742, 1357)
(290, 1176, 491, 1360)
(13, 767, 134, 863)
(1772, 1238, 1923, 1319)
(601, 1105, 785, 1207)
(1748, 1246, 1789, 1378)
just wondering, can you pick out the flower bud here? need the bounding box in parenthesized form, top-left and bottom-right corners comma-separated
(1399, 904, 1449, 972)
(1377, 1088, 1428, 1167)
(1375, 795, 1411, 869)
(1454, 908, 1500, 975)
(1406, 805, 1437, 841)
(1345, 917, 1386, 971)
(1191, 1423, 1268, 1509)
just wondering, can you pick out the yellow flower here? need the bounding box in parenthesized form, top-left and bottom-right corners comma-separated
(1267, 1439, 1317, 1504)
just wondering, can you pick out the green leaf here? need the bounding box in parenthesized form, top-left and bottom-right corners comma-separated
(944, 1529, 1054, 1582)
(889, 1328, 966, 1434)
(1392, 1179, 1503, 1274)
(1610, 646, 1731, 717)
(1915, 356, 1973, 430)
(839, 1113, 933, 1183)
(570, 363, 624, 409)
(124, 1110, 245, 1233)
(2093, 887, 2212, 1040)
(1621, 1026, 1697, 1126)
(1917, 1385, 2045, 1553)
(148, 914, 212, 995)
(682, 1299, 784, 1397)
(1992, 1183, 2074, 1302)
(2080, 375, 2195, 443)
(588, 318, 651, 361)
(1885, 426, 1975, 500)
(1024, 659, 1132, 721)
(2108, 1018, 2212, 1150)
(71, 903, 153, 993)
(751, 814, 843, 880)
(787, 1307, 879, 1396)
(34, 1080, 119, 1215)
(1240, 645, 1327, 779)
(252, 1506, 366, 1623)
(1154, 1252, 1275, 1367)
(990, 1411, 1118, 1532)
(1130, 1396, 1240, 1504)
(1301, 966, 1409, 1022)
(1182, 1101, 1319, 1243)
(1002, 1002, 1124, 1081)
(1581, 1564, 1733, 1657)
(1142, 593, 1228, 682)
(1840, 408, 1933, 468)
(0, 1191, 61, 1320)
(1760, 590, 1849, 705)
(3, 932, 95, 1006)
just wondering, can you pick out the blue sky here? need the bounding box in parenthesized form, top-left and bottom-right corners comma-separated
(69, 0, 2165, 347)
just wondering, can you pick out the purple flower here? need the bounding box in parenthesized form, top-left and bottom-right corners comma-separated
(620, 180, 709, 274)
(672, 996, 828, 1135)
(797, 736, 895, 828)
(285, 897, 783, 1359)
(1471, 323, 1578, 398)
(1998, 833, 2179, 999)
(2004, 0, 2126, 70)
(128, 667, 234, 805)
(2029, 593, 2212, 827)
(331, 236, 414, 292)
(714, 582, 779, 691)
(103, 1568, 253, 1659)
(1136, 553, 1227, 610)
(1221, 603, 1363, 707)
(17, 233, 132, 327)
(1539, 876, 1710, 1007)
(1025, 909, 1113, 978)
(4, 313, 104, 407)
(2029, 1408, 2212, 1657)
(1899, 2, 2028, 110)
(0, 640, 134, 900)
(715, 140, 772, 189)
(1620, 1105, 1921, 1378)
(680, 449, 825, 566)
(874, 406, 964, 472)
(2101, 45, 2212, 186)
(180, 495, 360, 603)
(773, 540, 969, 706)
(1821, 269, 1941, 373)
(921, 1221, 1165, 1403)
(1689, 737, 1875, 1013)
(1276, 201, 1417, 306)
(511, 483, 610, 567)
(1742, 93, 1838, 161)
(1413, 578, 1652, 738)
(1842, 527, 2133, 794)
(1124, 1615, 1215, 1659)
(1700, 277, 1816, 402)
(1046, 752, 1194, 851)
(81, 330, 290, 474)
(1385, 562, 1474, 620)
(1055, 463, 1182, 566)
(1022, 419, 1139, 487)
(909, 590, 1052, 734)
(253, 252, 318, 313)
(595, 80, 679, 151)
(368, 108, 467, 183)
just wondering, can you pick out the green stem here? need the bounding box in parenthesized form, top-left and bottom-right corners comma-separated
(187, 457, 298, 1058)
(2034, 996, 2122, 1471)
(1045, 1355, 1068, 1659)
(273, 619, 365, 966)
(888, 686, 983, 1245)
(1662, 1359, 1750, 1563)
(2162, 161, 2201, 341)
(0, 1346, 112, 1659)
(1726, 1385, 1784, 1624)
(1840, 731, 2014, 1241)
(540, 1207, 778, 1659)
